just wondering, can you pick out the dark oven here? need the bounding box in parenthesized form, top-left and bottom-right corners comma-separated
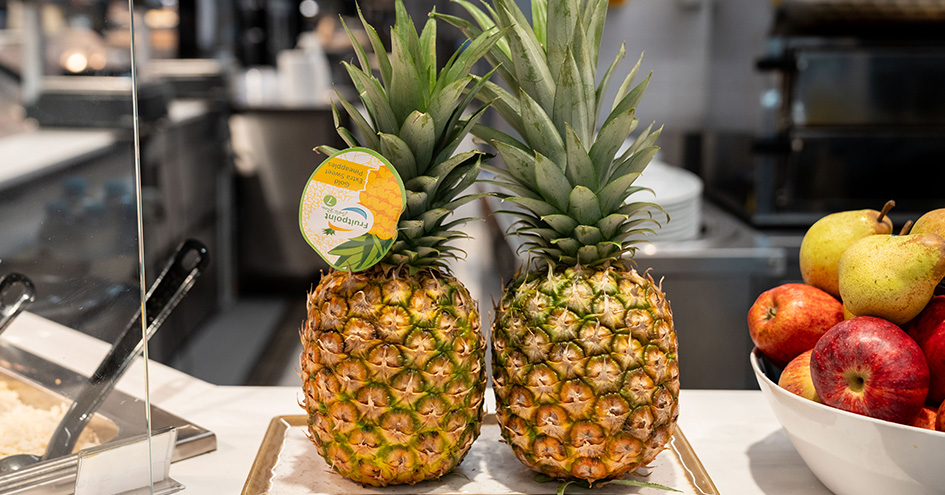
(705, 0, 945, 228)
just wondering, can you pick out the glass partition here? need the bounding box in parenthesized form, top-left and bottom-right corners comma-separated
(0, 1, 217, 492)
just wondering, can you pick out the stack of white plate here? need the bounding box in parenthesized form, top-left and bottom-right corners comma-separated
(629, 159, 704, 243)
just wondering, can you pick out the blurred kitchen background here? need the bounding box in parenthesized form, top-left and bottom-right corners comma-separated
(0, 0, 942, 391)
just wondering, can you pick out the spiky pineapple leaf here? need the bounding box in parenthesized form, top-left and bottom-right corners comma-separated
(583, 0, 608, 73)
(439, 192, 489, 214)
(428, 76, 473, 139)
(356, 4, 391, 87)
(343, 62, 399, 135)
(612, 145, 659, 181)
(571, 17, 596, 133)
(443, 67, 499, 147)
(546, 0, 579, 82)
(399, 111, 436, 171)
(379, 132, 419, 180)
(494, 141, 538, 190)
(564, 124, 596, 191)
(597, 42, 626, 121)
(339, 16, 372, 77)
(405, 175, 437, 196)
(550, 237, 580, 256)
(405, 190, 428, 218)
(441, 26, 505, 95)
(315, 145, 340, 156)
(389, 34, 425, 124)
(418, 13, 437, 92)
(434, 102, 491, 165)
(520, 89, 566, 166)
(573, 225, 603, 245)
(567, 185, 602, 226)
(596, 213, 630, 238)
(553, 48, 589, 145)
(612, 51, 645, 114)
(504, 196, 559, 217)
(495, 0, 556, 109)
(393, 0, 423, 76)
(598, 172, 640, 216)
(334, 90, 379, 150)
(481, 179, 543, 201)
(541, 214, 579, 236)
(623, 124, 664, 162)
(531, 0, 548, 46)
(398, 219, 425, 238)
(534, 153, 571, 212)
(608, 71, 652, 124)
(435, 11, 517, 90)
(592, 106, 636, 184)
(472, 123, 529, 153)
(335, 126, 360, 149)
(476, 79, 526, 138)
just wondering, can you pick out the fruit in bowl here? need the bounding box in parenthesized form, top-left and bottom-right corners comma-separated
(752, 349, 945, 495)
(778, 349, 819, 403)
(906, 295, 945, 405)
(747, 283, 843, 366)
(810, 316, 929, 424)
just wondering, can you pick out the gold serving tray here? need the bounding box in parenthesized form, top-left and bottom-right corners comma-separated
(243, 414, 719, 495)
(0, 341, 217, 494)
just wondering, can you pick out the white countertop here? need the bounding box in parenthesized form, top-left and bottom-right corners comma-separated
(2, 312, 831, 495)
(0, 129, 119, 189)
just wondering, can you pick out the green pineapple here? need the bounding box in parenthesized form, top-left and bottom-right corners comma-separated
(441, 0, 679, 483)
(300, 1, 502, 486)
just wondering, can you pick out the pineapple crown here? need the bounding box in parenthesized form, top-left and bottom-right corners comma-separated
(318, 0, 503, 272)
(439, 0, 665, 269)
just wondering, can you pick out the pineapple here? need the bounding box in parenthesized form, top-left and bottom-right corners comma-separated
(441, 0, 679, 483)
(299, 1, 502, 486)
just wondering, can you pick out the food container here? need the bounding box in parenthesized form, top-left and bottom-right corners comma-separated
(0, 340, 216, 494)
(751, 348, 945, 495)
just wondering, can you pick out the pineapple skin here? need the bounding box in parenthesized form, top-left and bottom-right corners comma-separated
(492, 263, 679, 482)
(301, 266, 486, 486)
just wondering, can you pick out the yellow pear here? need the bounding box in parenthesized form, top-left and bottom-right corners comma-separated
(799, 201, 895, 298)
(912, 208, 945, 238)
(842, 303, 856, 320)
(838, 233, 945, 325)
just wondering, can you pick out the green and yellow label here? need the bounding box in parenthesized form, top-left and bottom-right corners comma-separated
(299, 148, 406, 272)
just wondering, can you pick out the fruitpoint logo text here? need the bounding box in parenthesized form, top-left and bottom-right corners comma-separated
(311, 202, 374, 238)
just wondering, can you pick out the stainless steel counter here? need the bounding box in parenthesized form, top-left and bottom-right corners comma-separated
(635, 201, 787, 389)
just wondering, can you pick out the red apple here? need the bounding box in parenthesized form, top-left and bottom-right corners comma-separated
(811, 316, 930, 424)
(778, 349, 820, 402)
(910, 406, 938, 430)
(748, 283, 844, 366)
(906, 295, 945, 405)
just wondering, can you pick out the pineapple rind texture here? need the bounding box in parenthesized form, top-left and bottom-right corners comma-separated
(301, 267, 486, 486)
(492, 263, 679, 482)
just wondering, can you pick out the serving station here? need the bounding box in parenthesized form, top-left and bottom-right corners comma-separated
(0, 311, 828, 495)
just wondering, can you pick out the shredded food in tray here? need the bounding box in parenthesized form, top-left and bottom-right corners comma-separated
(0, 381, 101, 457)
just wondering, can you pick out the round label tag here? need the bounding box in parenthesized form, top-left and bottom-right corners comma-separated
(299, 148, 406, 272)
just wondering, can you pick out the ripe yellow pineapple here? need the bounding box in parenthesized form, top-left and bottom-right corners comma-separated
(299, 0, 502, 486)
(302, 266, 484, 484)
(442, 0, 679, 483)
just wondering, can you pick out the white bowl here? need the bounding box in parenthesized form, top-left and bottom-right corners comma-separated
(751, 348, 945, 495)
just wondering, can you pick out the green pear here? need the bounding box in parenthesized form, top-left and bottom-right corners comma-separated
(799, 201, 895, 298)
(838, 233, 945, 325)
